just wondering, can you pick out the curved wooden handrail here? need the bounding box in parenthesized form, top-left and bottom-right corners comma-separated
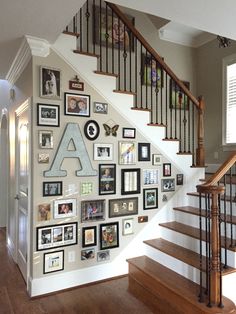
(106, 2, 200, 109)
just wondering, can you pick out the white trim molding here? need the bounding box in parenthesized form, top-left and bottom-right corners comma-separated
(6, 36, 50, 86)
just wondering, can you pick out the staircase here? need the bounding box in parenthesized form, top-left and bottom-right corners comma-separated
(53, 1, 236, 312)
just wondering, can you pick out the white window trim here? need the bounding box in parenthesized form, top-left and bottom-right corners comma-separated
(222, 53, 236, 151)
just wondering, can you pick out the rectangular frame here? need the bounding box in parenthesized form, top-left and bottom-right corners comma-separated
(43, 181, 63, 197)
(38, 130, 53, 149)
(36, 222, 78, 251)
(176, 173, 184, 185)
(169, 79, 190, 110)
(161, 178, 175, 192)
(109, 197, 138, 218)
(69, 80, 84, 91)
(81, 248, 95, 260)
(152, 154, 162, 165)
(93, 102, 108, 114)
(97, 250, 110, 262)
(37, 103, 60, 127)
(40, 66, 61, 100)
(64, 92, 90, 117)
(163, 163, 171, 177)
(99, 164, 116, 195)
(119, 141, 136, 165)
(143, 188, 158, 210)
(143, 169, 159, 185)
(43, 250, 64, 274)
(122, 218, 134, 235)
(142, 53, 163, 87)
(82, 226, 97, 248)
(81, 199, 105, 222)
(121, 168, 140, 195)
(54, 199, 77, 219)
(138, 143, 151, 161)
(100, 222, 119, 250)
(94, 143, 113, 161)
(122, 128, 136, 139)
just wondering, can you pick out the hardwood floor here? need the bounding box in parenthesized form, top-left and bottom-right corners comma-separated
(0, 228, 160, 314)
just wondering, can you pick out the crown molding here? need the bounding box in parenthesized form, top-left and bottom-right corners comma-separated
(6, 36, 50, 85)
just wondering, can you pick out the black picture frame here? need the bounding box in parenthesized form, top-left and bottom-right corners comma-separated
(64, 92, 90, 117)
(176, 174, 184, 185)
(84, 120, 100, 141)
(43, 181, 63, 197)
(138, 143, 151, 161)
(109, 197, 138, 218)
(37, 103, 60, 127)
(100, 222, 119, 250)
(43, 250, 64, 274)
(122, 127, 136, 139)
(99, 164, 116, 195)
(121, 168, 140, 195)
(81, 199, 105, 222)
(82, 226, 97, 248)
(143, 188, 158, 210)
(163, 163, 171, 177)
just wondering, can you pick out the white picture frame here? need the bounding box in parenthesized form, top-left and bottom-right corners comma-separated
(54, 199, 77, 219)
(94, 143, 113, 161)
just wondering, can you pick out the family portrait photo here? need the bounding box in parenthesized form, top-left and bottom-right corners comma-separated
(65, 93, 90, 117)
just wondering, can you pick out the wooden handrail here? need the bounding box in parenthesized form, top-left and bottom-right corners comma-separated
(106, 2, 200, 109)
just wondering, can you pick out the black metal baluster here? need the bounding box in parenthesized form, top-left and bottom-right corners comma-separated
(207, 195, 212, 308)
(165, 73, 168, 138)
(223, 174, 228, 268)
(150, 55, 153, 123)
(174, 83, 177, 139)
(123, 24, 127, 91)
(218, 193, 224, 308)
(179, 91, 182, 152)
(229, 167, 233, 247)
(160, 65, 163, 125)
(129, 26, 132, 92)
(111, 11, 114, 74)
(170, 81, 174, 139)
(86, 0, 89, 53)
(205, 195, 209, 296)
(93, 0, 96, 54)
(105, 3, 108, 73)
(99, 0, 102, 71)
(199, 193, 204, 303)
(188, 100, 191, 153)
(118, 17, 121, 90)
(192, 105, 195, 166)
(80, 7, 83, 51)
(134, 38, 137, 108)
(145, 49, 148, 109)
(140, 45, 143, 109)
(183, 98, 187, 152)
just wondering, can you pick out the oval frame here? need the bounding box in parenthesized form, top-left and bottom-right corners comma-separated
(84, 120, 100, 141)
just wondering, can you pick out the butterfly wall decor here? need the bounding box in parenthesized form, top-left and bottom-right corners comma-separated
(103, 123, 119, 137)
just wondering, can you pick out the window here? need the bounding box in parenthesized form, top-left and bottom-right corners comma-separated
(223, 55, 236, 148)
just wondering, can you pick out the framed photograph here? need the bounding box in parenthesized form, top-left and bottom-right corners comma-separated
(81, 248, 95, 260)
(43, 250, 64, 274)
(43, 181, 62, 197)
(64, 93, 90, 117)
(122, 218, 134, 235)
(54, 199, 77, 219)
(119, 141, 136, 165)
(122, 128, 136, 139)
(152, 154, 162, 166)
(97, 250, 110, 262)
(81, 199, 105, 222)
(40, 66, 61, 100)
(38, 130, 53, 149)
(161, 178, 175, 192)
(109, 197, 138, 218)
(37, 103, 60, 127)
(36, 222, 78, 251)
(100, 222, 119, 250)
(69, 79, 84, 91)
(170, 79, 190, 110)
(142, 53, 163, 88)
(84, 120, 100, 141)
(99, 164, 116, 195)
(81, 182, 93, 196)
(82, 226, 97, 248)
(163, 163, 171, 177)
(121, 168, 140, 195)
(138, 143, 151, 161)
(38, 203, 51, 221)
(143, 169, 159, 185)
(143, 188, 158, 210)
(94, 7, 134, 50)
(38, 153, 49, 163)
(94, 143, 113, 161)
(94, 102, 108, 114)
(176, 173, 184, 185)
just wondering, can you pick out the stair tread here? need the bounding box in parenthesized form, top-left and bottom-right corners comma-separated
(159, 221, 236, 252)
(188, 191, 236, 203)
(144, 238, 235, 275)
(127, 255, 235, 313)
(173, 205, 236, 225)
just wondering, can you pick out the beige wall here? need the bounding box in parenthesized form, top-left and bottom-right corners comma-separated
(196, 39, 236, 164)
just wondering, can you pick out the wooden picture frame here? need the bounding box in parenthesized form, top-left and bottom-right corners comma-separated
(82, 226, 97, 248)
(37, 103, 60, 127)
(143, 188, 158, 210)
(64, 92, 90, 117)
(109, 197, 138, 218)
(38, 130, 53, 149)
(81, 199, 105, 222)
(163, 163, 171, 177)
(43, 181, 62, 197)
(119, 141, 136, 165)
(169, 79, 190, 110)
(138, 143, 151, 161)
(100, 222, 119, 250)
(40, 66, 61, 100)
(36, 222, 78, 251)
(54, 199, 77, 219)
(121, 168, 140, 195)
(99, 164, 116, 195)
(43, 250, 64, 274)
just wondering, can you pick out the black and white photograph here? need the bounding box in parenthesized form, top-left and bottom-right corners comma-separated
(163, 163, 171, 177)
(37, 103, 60, 127)
(97, 250, 110, 262)
(122, 218, 134, 235)
(94, 143, 113, 161)
(93, 102, 108, 114)
(39, 130, 53, 149)
(43, 181, 62, 197)
(40, 66, 61, 100)
(84, 120, 100, 141)
(161, 178, 175, 192)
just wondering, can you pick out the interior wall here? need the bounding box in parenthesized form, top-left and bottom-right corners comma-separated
(0, 115, 8, 227)
(196, 39, 236, 164)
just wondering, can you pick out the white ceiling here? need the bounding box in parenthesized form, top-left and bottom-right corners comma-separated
(0, 0, 235, 79)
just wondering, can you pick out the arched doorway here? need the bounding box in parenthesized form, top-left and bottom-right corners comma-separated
(0, 114, 9, 228)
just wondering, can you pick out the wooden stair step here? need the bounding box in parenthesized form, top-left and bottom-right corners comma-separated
(159, 221, 236, 252)
(131, 107, 151, 112)
(127, 255, 236, 314)
(188, 191, 236, 203)
(144, 238, 235, 275)
(173, 205, 236, 225)
(63, 30, 80, 37)
(113, 89, 136, 95)
(94, 70, 118, 77)
(73, 50, 100, 58)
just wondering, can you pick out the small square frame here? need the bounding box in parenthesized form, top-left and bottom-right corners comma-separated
(121, 168, 140, 195)
(138, 143, 151, 161)
(43, 250, 64, 274)
(82, 226, 97, 248)
(37, 103, 60, 127)
(97, 250, 110, 262)
(38, 130, 53, 149)
(100, 222, 119, 250)
(152, 154, 162, 166)
(143, 188, 158, 210)
(93, 102, 108, 114)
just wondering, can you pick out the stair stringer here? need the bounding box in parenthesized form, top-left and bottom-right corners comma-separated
(52, 33, 204, 180)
